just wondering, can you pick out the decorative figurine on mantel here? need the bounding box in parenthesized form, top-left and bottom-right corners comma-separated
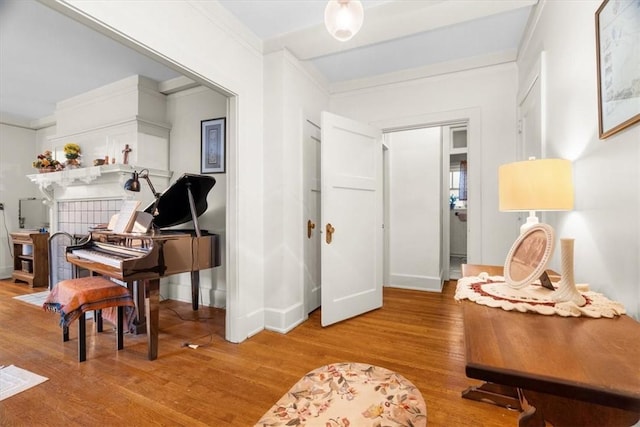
(33, 150, 64, 172)
(122, 144, 132, 165)
(64, 143, 81, 168)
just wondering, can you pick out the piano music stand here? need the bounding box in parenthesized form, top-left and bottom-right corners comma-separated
(144, 173, 215, 233)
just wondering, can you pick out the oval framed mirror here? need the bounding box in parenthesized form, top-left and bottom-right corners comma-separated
(504, 223, 555, 289)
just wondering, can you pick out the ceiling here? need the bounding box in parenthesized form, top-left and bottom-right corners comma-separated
(0, 0, 536, 125)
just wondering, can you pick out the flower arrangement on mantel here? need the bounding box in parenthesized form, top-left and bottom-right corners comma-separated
(32, 150, 64, 172)
(63, 143, 81, 168)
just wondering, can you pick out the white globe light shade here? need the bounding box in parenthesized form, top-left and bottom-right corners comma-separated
(324, 0, 364, 42)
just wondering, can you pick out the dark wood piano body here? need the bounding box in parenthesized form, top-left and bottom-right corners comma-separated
(71, 230, 220, 281)
(65, 174, 221, 360)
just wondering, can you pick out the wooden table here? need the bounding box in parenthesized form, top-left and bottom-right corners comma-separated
(462, 301, 640, 427)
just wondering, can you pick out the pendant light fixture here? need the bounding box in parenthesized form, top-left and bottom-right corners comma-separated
(324, 0, 364, 42)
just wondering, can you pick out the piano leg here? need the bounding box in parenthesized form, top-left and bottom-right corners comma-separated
(191, 271, 200, 311)
(129, 281, 147, 335)
(144, 278, 160, 361)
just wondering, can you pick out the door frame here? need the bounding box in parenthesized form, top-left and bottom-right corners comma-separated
(372, 108, 482, 279)
(382, 142, 390, 286)
(46, 2, 242, 342)
(441, 123, 468, 280)
(302, 117, 322, 317)
(517, 51, 547, 161)
(517, 51, 547, 227)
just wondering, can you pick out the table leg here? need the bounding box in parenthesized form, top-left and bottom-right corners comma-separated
(520, 389, 640, 427)
(462, 382, 522, 410)
(144, 278, 159, 360)
(517, 388, 545, 427)
(129, 280, 147, 335)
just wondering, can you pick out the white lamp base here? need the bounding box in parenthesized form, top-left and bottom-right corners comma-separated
(520, 211, 539, 234)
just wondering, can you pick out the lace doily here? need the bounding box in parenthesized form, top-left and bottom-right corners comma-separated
(455, 274, 626, 318)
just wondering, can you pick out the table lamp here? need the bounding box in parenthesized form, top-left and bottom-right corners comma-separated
(124, 169, 161, 216)
(499, 158, 574, 234)
(498, 158, 585, 305)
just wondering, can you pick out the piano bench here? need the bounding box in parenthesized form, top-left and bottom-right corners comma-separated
(43, 276, 135, 362)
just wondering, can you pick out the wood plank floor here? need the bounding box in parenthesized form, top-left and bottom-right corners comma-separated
(0, 279, 518, 426)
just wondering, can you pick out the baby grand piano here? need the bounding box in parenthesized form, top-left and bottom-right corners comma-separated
(66, 173, 221, 360)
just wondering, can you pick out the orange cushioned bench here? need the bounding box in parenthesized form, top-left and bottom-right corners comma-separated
(43, 276, 135, 362)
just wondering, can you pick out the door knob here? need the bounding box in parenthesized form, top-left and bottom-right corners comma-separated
(325, 223, 335, 244)
(307, 219, 316, 239)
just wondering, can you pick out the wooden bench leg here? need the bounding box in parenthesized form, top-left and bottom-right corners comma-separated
(96, 309, 103, 332)
(78, 312, 86, 362)
(63, 325, 69, 342)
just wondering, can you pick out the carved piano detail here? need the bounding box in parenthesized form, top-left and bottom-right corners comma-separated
(65, 174, 221, 360)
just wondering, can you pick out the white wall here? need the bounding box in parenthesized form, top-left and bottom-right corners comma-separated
(387, 127, 442, 291)
(331, 63, 521, 269)
(262, 49, 330, 333)
(165, 85, 228, 307)
(518, 0, 640, 319)
(0, 124, 41, 278)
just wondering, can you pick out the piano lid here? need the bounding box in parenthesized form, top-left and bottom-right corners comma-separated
(144, 173, 216, 228)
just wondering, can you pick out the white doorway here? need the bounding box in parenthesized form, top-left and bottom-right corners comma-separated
(381, 120, 470, 288)
(385, 127, 442, 291)
(302, 112, 476, 328)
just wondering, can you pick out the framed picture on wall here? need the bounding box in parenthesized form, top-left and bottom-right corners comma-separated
(201, 117, 226, 173)
(595, 0, 640, 139)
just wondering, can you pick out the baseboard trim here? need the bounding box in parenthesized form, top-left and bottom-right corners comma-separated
(389, 273, 443, 292)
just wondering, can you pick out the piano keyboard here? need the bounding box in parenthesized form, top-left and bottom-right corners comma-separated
(71, 243, 149, 268)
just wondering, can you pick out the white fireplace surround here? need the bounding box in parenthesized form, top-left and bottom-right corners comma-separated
(29, 74, 174, 232)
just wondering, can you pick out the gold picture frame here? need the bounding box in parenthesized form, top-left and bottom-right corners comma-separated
(595, 0, 640, 139)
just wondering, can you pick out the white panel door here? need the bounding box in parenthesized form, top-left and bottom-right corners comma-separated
(320, 111, 383, 327)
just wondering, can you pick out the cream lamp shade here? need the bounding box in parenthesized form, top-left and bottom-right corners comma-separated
(499, 158, 574, 233)
(324, 0, 364, 42)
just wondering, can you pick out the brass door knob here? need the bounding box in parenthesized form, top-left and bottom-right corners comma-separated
(325, 223, 335, 244)
(307, 220, 316, 239)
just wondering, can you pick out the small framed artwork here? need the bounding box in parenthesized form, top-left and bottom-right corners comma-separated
(201, 117, 226, 173)
(595, 0, 640, 139)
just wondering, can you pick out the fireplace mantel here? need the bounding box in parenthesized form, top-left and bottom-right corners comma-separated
(27, 164, 172, 203)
